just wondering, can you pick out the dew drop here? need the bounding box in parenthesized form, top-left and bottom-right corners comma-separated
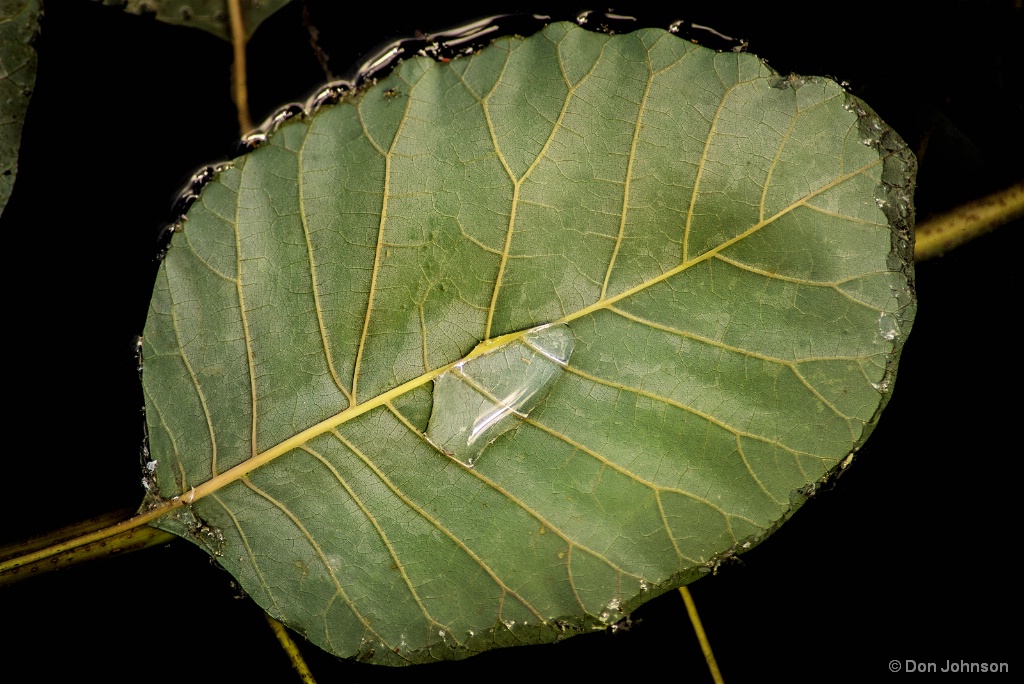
(878, 312, 899, 341)
(425, 324, 575, 468)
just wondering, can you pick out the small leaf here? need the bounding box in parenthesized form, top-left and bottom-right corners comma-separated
(95, 0, 292, 41)
(142, 22, 916, 665)
(0, 0, 41, 215)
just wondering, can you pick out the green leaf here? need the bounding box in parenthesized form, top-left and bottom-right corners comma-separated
(142, 22, 915, 665)
(96, 0, 291, 41)
(0, 0, 40, 215)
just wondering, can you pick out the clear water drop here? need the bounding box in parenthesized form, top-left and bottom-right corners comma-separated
(878, 312, 899, 341)
(426, 324, 575, 468)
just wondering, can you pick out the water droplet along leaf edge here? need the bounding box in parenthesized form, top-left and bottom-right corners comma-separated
(142, 20, 914, 665)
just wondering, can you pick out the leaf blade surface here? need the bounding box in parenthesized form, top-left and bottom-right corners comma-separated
(0, 0, 40, 215)
(143, 22, 915, 664)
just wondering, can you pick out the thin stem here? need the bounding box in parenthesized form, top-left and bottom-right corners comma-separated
(0, 499, 186, 579)
(265, 614, 318, 683)
(915, 180, 1023, 261)
(0, 509, 175, 586)
(228, 0, 252, 134)
(680, 587, 725, 684)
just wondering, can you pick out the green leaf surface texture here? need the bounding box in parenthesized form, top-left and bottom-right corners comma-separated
(142, 22, 916, 665)
(0, 0, 40, 214)
(96, 0, 291, 40)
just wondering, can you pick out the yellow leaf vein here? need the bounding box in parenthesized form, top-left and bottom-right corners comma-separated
(241, 477, 389, 648)
(168, 268, 219, 477)
(297, 133, 353, 405)
(300, 443, 455, 641)
(367, 412, 546, 622)
(209, 492, 281, 614)
(392, 405, 643, 583)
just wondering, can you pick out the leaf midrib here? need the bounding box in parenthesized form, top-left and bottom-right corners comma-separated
(179, 153, 881, 510)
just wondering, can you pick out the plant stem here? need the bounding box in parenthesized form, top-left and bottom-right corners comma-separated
(680, 587, 725, 684)
(0, 508, 174, 586)
(915, 180, 1024, 260)
(266, 614, 319, 683)
(0, 499, 186, 583)
(228, 0, 252, 134)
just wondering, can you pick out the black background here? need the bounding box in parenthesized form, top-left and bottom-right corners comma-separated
(2, 1, 1020, 680)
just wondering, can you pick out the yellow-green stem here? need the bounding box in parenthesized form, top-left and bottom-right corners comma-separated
(915, 180, 1023, 260)
(680, 587, 725, 684)
(0, 509, 174, 586)
(228, 0, 252, 134)
(265, 614, 318, 683)
(0, 499, 187, 579)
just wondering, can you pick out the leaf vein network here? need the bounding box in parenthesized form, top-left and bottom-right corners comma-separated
(300, 443, 455, 640)
(562, 363, 817, 461)
(475, 40, 608, 339)
(395, 405, 643, 582)
(182, 232, 237, 283)
(343, 415, 546, 622)
(241, 477, 390, 648)
(168, 272, 219, 476)
(523, 415, 755, 532)
(601, 50, 656, 299)
(351, 83, 415, 402)
(210, 492, 282, 613)
(231, 180, 259, 458)
(142, 384, 189, 495)
(297, 134, 353, 405)
(606, 304, 866, 367)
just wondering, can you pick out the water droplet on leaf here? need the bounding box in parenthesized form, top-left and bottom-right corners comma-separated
(878, 312, 899, 341)
(425, 324, 575, 468)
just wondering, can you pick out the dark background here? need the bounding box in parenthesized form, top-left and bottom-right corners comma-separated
(2, 1, 1020, 680)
